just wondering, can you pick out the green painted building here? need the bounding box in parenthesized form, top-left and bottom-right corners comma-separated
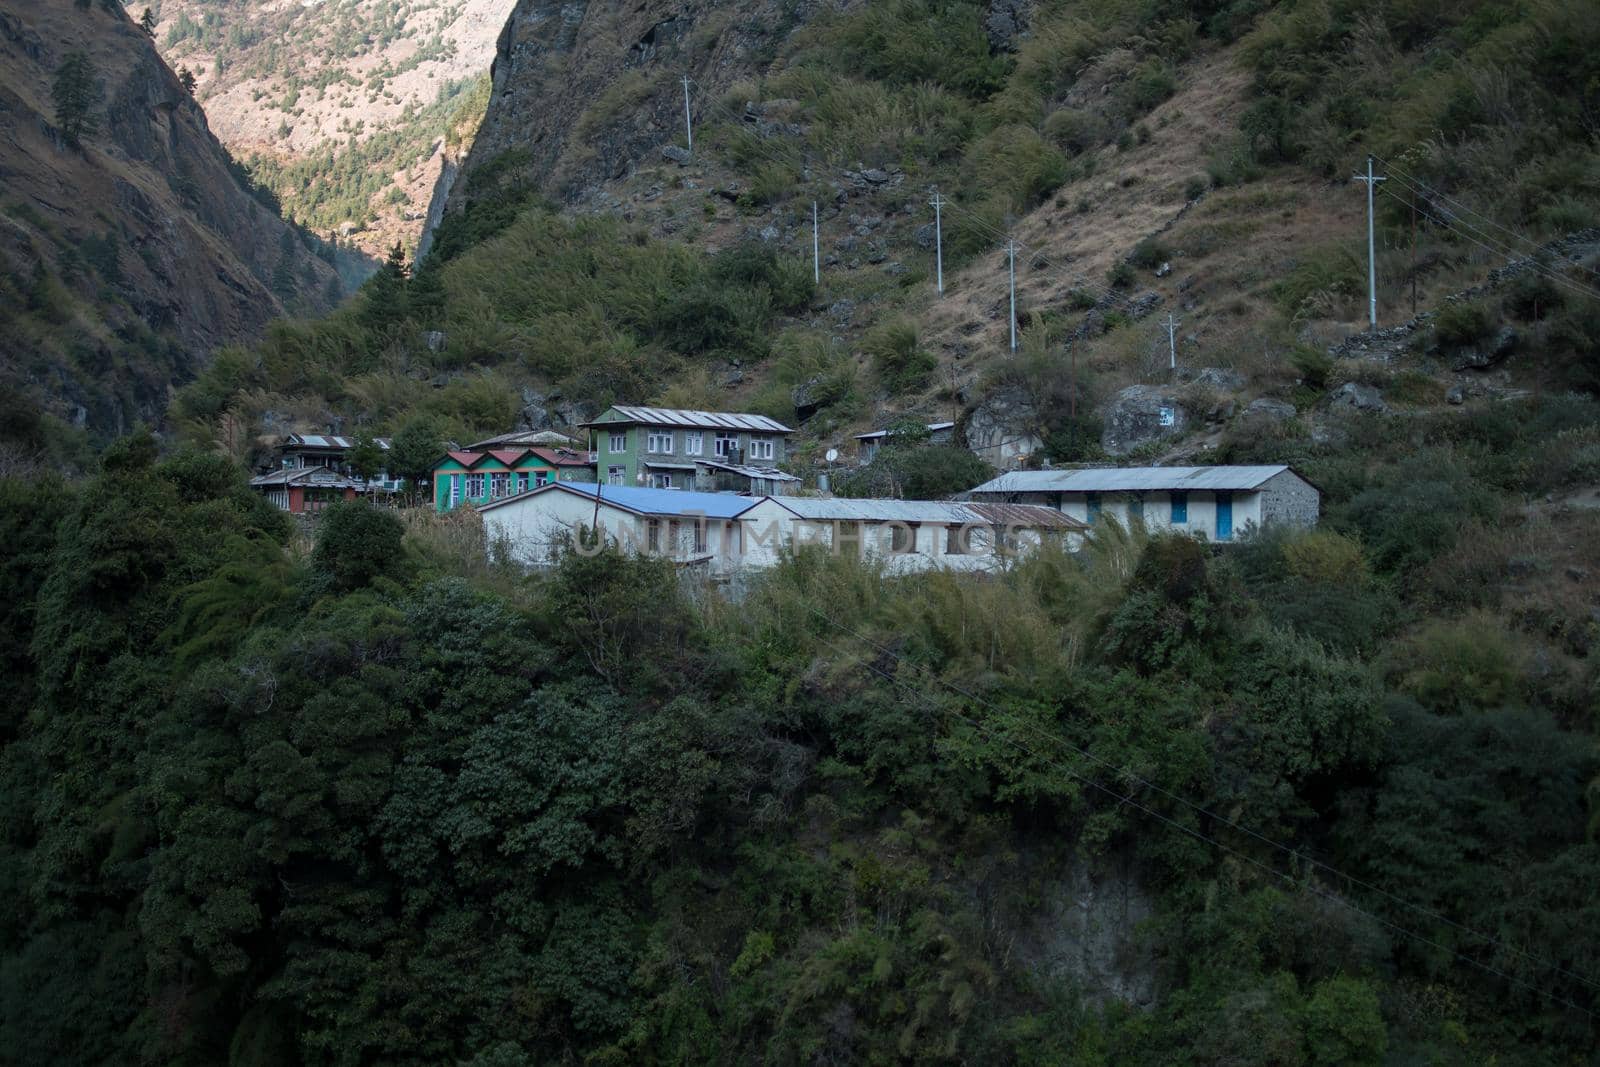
(580, 405, 797, 494)
(432, 446, 595, 511)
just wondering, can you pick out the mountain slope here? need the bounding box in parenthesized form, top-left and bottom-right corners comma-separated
(0, 0, 345, 446)
(150, 0, 507, 255)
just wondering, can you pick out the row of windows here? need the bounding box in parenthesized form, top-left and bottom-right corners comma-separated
(607, 428, 774, 460)
(449, 471, 550, 504)
(645, 518, 709, 555)
(1084, 491, 1192, 523)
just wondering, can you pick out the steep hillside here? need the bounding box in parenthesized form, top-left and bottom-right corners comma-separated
(150, 0, 507, 255)
(0, 0, 345, 448)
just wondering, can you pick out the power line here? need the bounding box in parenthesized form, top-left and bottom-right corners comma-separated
(1375, 185, 1600, 306)
(1370, 153, 1600, 285)
(800, 600, 1600, 1004)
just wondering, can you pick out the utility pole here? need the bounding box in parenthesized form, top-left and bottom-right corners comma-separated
(1352, 155, 1386, 331)
(1161, 312, 1180, 373)
(681, 75, 693, 154)
(1005, 236, 1019, 352)
(1410, 193, 1418, 316)
(929, 190, 945, 295)
(812, 201, 820, 284)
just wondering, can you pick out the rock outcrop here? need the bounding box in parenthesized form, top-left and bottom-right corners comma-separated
(1102, 385, 1189, 455)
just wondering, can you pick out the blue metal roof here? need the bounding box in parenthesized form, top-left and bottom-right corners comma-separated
(479, 481, 761, 519)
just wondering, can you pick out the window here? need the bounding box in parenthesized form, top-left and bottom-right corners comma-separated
(890, 523, 916, 553)
(649, 472, 674, 489)
(683, 431, 703, 456)
(536, 471, 551, 486)
(714, 432, 737, 457)
(993, 525, 1022, 553)
(668, 520, 681, 553)
(694, 521, 708, 554)
(490, 472, 509, 498)
(1128, 492, 1145, 521)
(608, 431, 626, 453)
(607, 466, 625, 486)
(447, 477, 460, 508)
(749, 437, 774, 461)
(1170, 491, 1188, 523)
(1085, 492, 1101, 523)
(646, 519, 662, 553)
(647, 429, 674, 454)
(945, 525, 969, 555)
(466, 473, 485, 498)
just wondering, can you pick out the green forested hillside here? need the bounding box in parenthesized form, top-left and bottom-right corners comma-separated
(5, 1, 1600, 1064)
(2, 406, 1598, 1063)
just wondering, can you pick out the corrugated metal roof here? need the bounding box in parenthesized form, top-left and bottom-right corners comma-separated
(696, 460, 801, 482)
(531, 447, 595, 466)
(853, 420, 956, 441)
(581, 406, 794, 434)
(285, 434, 391, 450)
(468, 429, 580, 450)
(970, 465, 1294, 495)
(250, 467, 365, 488)
(965, 502, 1088, 530)
(478, 482, 761, 519)
(771, 497, 1081, 527)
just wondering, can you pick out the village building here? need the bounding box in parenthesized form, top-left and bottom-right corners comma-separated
(580, 405, 799, 495)
(433, 446, 596, 511)
(276, 432, 394, 480)
(249, 466, 370, 514)
(466, 428, 584, 451)
(853, 421, 956, 464)
(476, 483, 1086, 577)
(966, 465, 1319, 542)
(738, 497, 1087, 574)
(477, 482, 760, 575)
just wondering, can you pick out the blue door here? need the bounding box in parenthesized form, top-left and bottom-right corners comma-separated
(1216, 492, 1233, 541)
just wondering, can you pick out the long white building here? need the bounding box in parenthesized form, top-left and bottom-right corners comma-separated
(965, 465, 1319, 542)
(476, 483, 1085, 574)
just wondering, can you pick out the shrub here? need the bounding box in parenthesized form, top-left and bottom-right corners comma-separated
(1129, 237, 1169, 270)
(1184, 174, 1210, 200)
(1118, 59, 1177, 117)
(1042, 108, 1105, 153)
(312, 501, 404, 591)
(864, 318, 937, 393)
(1288, 345, 1333, 390)
(1281, 529, 1367, 586)
(1386, 613, 1527, 715)
(1432, 300, 1494, 349)
(1107, 261, 1136, 289)
(964, 125, 1070, 213)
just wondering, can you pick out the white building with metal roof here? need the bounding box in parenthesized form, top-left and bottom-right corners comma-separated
(966, 465, 1318, 542)
(737, 496, 1087, 575)
(475, 483, 1087, 576)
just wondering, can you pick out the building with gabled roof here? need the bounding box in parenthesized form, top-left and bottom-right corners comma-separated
(580, 405, 797, 493)
(476, 482, 761, 573)
(475, 483, 1086, 576)
(966, 465, 1318, 541)
(853, 420, 956, 464)
(432, 446, 596, 511)
(250, 465, 370, 514)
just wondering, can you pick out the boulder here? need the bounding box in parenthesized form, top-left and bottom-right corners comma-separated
(1102, 385, 1188, 455)
(1191, 367, 1245, 390)
(1446, 385, 1465, 405)
(914, 222, 936, 250)
(660, 144, 691, 165)
(1328, 381, 1387, 413)
(828, 299, 855, 324)
(965, 384, 1044, 465)
(424, 330, 447, 353)
(984, 0, 1036, 51)
(1245, 397, 1297, 422)
(1450, 325, 1518, 371)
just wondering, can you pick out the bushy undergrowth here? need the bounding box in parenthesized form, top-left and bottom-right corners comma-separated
(3, 410, 1598, 1062)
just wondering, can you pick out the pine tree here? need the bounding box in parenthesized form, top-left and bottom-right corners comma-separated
(271, 229, 297, 301)
(177, 66, 197, 95)
(139, 7, 156, 37)
(51, 51, 102, 149)
(359, 242, 410, 329)
(347, 432, 385, 482)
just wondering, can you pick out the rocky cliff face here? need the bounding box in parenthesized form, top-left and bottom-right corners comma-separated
(443, 0, 811, 215)
(0, 0, 341, 440)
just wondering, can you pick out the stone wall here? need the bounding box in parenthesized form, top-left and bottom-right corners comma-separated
(1259, 470, 1320, 528)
